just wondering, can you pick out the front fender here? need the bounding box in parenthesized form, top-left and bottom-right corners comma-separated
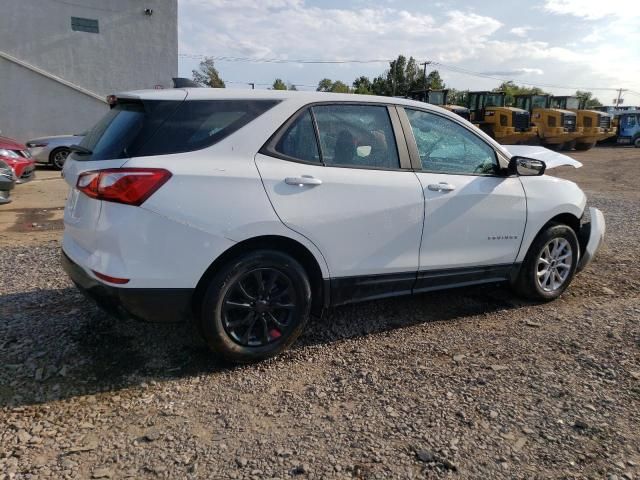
(517, 176, 586, 263)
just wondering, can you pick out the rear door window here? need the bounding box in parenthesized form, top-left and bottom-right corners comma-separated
(312, 104, 400, 169)
(274, 109, 321, 163)
(75, 99, 279, 161)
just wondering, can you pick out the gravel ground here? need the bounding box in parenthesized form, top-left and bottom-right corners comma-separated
(1, 147, 639, 479)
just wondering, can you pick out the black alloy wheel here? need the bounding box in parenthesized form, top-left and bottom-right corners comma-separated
(200, 250, 311, 363)
(222, 267, 297, 347)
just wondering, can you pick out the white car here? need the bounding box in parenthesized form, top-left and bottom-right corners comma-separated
(61, 89, 605, 363)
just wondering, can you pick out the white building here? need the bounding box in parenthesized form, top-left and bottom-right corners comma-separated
(0, 0, 178, 142)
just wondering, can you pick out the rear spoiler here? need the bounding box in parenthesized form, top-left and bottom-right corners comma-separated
(172, 77, 200, 88)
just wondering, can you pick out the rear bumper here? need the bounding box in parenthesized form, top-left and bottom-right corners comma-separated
(577, 207, 605, 272)
(61, 250, 193, 323)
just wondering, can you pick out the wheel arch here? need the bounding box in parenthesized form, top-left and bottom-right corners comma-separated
(49, 146, 70, 165)
(192, 235, 328, 318)
(518, 208, 583, 264)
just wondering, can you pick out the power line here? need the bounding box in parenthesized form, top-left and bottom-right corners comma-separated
(179, 54, 391, 64)
(430, 61, 633, 92)
(180, 53, 640, 93)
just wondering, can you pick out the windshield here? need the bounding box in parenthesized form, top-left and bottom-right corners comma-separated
(485, 94, 504, 107)
(621, 114, 638, 128)
(531, 96, 548, 109)
(428, 91, 445, 105)
(565, 98, 580, 109)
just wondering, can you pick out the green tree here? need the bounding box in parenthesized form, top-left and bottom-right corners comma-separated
(330, 80, 350, 93)
(575, 90, 602, 108)
(371, 75, 390, 96)
(361, 55, 444, 98)
(493, 81, 546, 105)
(426, 70, 445, 90)
(191, 57, 225, 88)
(352, 76, 372, 95)
(386, 55, 408, 96)
(272, 78, 287, 90)
(447, 88, 466, 106)
(316, 78, 351, 93)
(316, 78, 334, 92)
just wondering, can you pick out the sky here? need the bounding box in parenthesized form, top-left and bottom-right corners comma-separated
(178, 0, 640, 104)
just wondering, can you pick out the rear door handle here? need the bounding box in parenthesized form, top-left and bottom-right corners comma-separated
(427, 182, 456, 192)
(285, 175, 322, 186)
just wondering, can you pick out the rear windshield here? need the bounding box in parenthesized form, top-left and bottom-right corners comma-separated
(74, 99, 279, 161)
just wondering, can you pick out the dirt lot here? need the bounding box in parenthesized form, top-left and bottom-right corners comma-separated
(1, 148, 639, 479)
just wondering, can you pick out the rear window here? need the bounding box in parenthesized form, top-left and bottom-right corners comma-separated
(75, 99, 279, 161)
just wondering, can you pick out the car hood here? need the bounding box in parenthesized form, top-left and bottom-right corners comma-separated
(501, 145, 583, 169)
(0, 135, 27, 150)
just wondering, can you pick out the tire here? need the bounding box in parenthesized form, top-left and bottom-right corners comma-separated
(542, 141, 562, 151)
(199, 250, 311, 363)
(574, 142, 595, 151)
(512, 224, 579, 301)
(633, 136, 640, 148)
(50, 148, 70, 170)
(562, 140, 576, 151)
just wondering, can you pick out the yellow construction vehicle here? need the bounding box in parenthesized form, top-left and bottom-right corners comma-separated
(407, 89, 470, 120)
(549, 96, 616, 150)
(514, 94, 582, 150)
(466, 91, 538, 144)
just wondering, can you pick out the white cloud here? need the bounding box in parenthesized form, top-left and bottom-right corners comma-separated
(180, 0, 501, 63)
(179, 0, 640, 94)
(543, 0, 640, 20)
(482, 67, 544, 76)
(509, 26, 531, 37)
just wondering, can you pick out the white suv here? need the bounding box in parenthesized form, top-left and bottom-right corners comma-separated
(62, 89, 605, 362)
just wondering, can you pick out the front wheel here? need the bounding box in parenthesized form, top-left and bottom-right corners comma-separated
(633, 136, 640, 148)
(513, 224, 579, 301)
(199, 250, 311, 363)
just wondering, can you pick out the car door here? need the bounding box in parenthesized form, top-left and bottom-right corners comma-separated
(255, 103, 424, 305)
(399, 107, 527, 292)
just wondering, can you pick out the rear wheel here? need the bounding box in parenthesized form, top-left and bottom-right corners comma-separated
(574, 142, 595, 151)
(200, 250, 311, 363)
(50, 148, 70, 170)
(513, 224, 579, 301)
(562, 140, 576, 151)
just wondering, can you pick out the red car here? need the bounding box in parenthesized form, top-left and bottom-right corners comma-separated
(0, 135, 36, 183)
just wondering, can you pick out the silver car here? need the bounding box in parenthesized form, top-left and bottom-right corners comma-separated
(26, 133, 86, 170)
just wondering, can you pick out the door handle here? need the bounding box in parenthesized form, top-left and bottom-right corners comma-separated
(285, 175, 322, 186)
(428, 182, 456, 192)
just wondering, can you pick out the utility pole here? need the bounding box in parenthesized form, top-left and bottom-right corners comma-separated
(614, 88, 627, 107)
(420, 61, 432, 101)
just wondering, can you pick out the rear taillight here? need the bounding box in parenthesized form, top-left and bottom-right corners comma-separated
(76, 168, 171, 206)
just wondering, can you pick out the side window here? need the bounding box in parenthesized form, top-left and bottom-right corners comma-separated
(274, 110, 320, 163)
(404, 108, 498, 175)
(312, 105, 400, 169)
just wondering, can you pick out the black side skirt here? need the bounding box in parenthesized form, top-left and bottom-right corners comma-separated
(329, 263, 520, 307)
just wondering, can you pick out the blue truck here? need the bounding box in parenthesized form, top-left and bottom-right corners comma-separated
(616, 111, 640, 147)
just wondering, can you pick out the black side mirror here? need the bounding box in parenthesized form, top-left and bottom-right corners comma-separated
(509, 156, 546, 176)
